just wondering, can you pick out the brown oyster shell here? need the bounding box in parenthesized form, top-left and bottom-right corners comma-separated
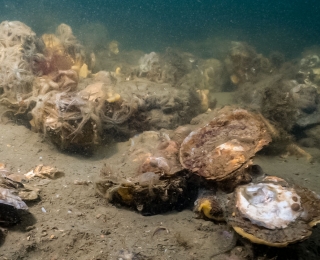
(294, 185, 320, 227)
(226, 177, 320, 247)
(179, 107, 271, 181)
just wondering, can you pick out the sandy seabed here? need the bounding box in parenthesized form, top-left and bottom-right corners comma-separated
(0, 95, 320, 260)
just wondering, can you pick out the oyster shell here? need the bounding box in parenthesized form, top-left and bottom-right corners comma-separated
(0, 176, 29, 226)
(95, 131, 197, 215)
(227, 176, 320, 247)
(194, 174, 320, 247)
(180, 107, 271, 181)
(24, 165, 64, 179)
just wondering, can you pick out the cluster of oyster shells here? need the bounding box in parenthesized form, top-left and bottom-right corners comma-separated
(96, 106, 272, 214)
(96, 105, 320, 247)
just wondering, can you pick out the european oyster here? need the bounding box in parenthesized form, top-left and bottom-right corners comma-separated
(95, 131, 197, 215)
(227, 176, 320, 247)
(180, 107, 271, 182)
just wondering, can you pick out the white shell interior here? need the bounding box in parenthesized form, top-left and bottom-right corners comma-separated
(236, 183, 302, 229)
(216, 140, 245, 152)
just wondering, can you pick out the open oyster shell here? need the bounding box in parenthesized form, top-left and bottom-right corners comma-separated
(0, 176, 30, 226)
(226, 176, 320, 247)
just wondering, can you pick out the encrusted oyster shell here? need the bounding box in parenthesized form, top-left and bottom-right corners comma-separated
(179, 107, 271, 181)
(95, 131, 196, 215)
(227, 177, 320, 247)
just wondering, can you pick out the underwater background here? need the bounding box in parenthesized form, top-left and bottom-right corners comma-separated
(1, 1, 320, 259)
(1, 0, 320, 57)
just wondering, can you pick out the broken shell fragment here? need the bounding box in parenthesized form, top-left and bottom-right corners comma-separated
(0, 187, 28, 210)
(0, 175, 35, 226)
(18, 186, 40, 201)
(0, 175, 39, 204)
(25, 165, 64, 179)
